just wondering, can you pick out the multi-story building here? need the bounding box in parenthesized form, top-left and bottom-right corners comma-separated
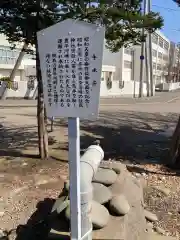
(0, 29, 179, 99)
(166, 42, 180, 83)
(0, 34, 34, 73)
(151, 30, 170, 87)
(0, 34, 37, 98)
(0, 33, 116, 99)
(101, 30, 172, 96)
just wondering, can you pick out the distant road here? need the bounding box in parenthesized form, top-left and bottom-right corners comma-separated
(0, 90, 180, 108)
(101, 90, 180, 105)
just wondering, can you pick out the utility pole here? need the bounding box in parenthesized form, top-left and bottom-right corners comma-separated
(145, 41, 150, 96)
(147, 0, 154, 96)
(139, 0, 147, 98)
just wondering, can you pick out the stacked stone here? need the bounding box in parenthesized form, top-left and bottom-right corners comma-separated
(52, 162, 131, 230)
(90, 162, 130, 229)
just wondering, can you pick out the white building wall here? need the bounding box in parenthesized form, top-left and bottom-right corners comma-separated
(100, 80, 148, 97)
(0, 65, 37, 99)
(0, 30, 175, 99)
(0, 81, 38, 99)
(123, 50, 133, 82)
(151, 30, 170, 87)
(102, 45, 123, 81)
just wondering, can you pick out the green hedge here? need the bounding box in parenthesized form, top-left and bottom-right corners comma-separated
(0, 76, 11, 82)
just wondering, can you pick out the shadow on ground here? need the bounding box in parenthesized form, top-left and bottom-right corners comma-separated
(15, 198, 69, 240)
(15, 198, 54, 240)
(0, 121, 56, 161)
(0, 111, 179, 165)
(53, 111, 179, 165)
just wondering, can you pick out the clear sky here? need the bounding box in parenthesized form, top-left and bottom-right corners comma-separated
(152, 0, 180, 43)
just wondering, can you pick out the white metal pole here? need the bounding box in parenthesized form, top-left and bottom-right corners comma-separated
(144, 0, 150, 97)
(139, 43, 145, 98)
(68, 117, 81, 240)
(148, 0, 154, 96)
(145, 41, 150, 97)
(80, 145, 104, 240)
(139, 0, 146, 98)
(133, 50, 136, 98)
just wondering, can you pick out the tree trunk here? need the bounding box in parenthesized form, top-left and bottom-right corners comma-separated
(43, 106, 49, 156)
(169, 116, 180, 166)
(1, 42, 28, 100)
(36, 42, 48, 160)
(32, 85, 38, 100)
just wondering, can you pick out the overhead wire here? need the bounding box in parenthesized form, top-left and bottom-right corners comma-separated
(152, 4, 180, 12)
(150, 4, 180, 35)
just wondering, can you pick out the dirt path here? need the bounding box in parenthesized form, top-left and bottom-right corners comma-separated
(0, 158, 68, 232)
(0, 106, 180, 238)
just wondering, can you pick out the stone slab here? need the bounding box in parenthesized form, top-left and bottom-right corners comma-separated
(100, 161, 126, 174)
(93, 215, 126, 240)
(123, 173, 146, 240)
(93, 169, 146, 240)
(49, 167, 145, 240)
(93, 168, 117, 185)
(49, 216, 125, 240)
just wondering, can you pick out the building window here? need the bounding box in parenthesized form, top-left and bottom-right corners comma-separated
(164, 41, 169, 51)
(109, 72, 113, 81)
(0, 47, 33, 65)
(156, 76, 161, 83)
(152, 34, 158, 44)
(159, 38, 163, 48)
(153, 62, 156, 69)
(158, 52, 163, 59)
(152, 49, 157, 57)
(0, 46, 19, 64)
(102, 71, 113, 81)
(124, 60, 132, 69)
(157, 64, 161, 70)
(124, 48, 133, 55)
(163, 54, 168, 61)
(163, 64, 168, 73)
